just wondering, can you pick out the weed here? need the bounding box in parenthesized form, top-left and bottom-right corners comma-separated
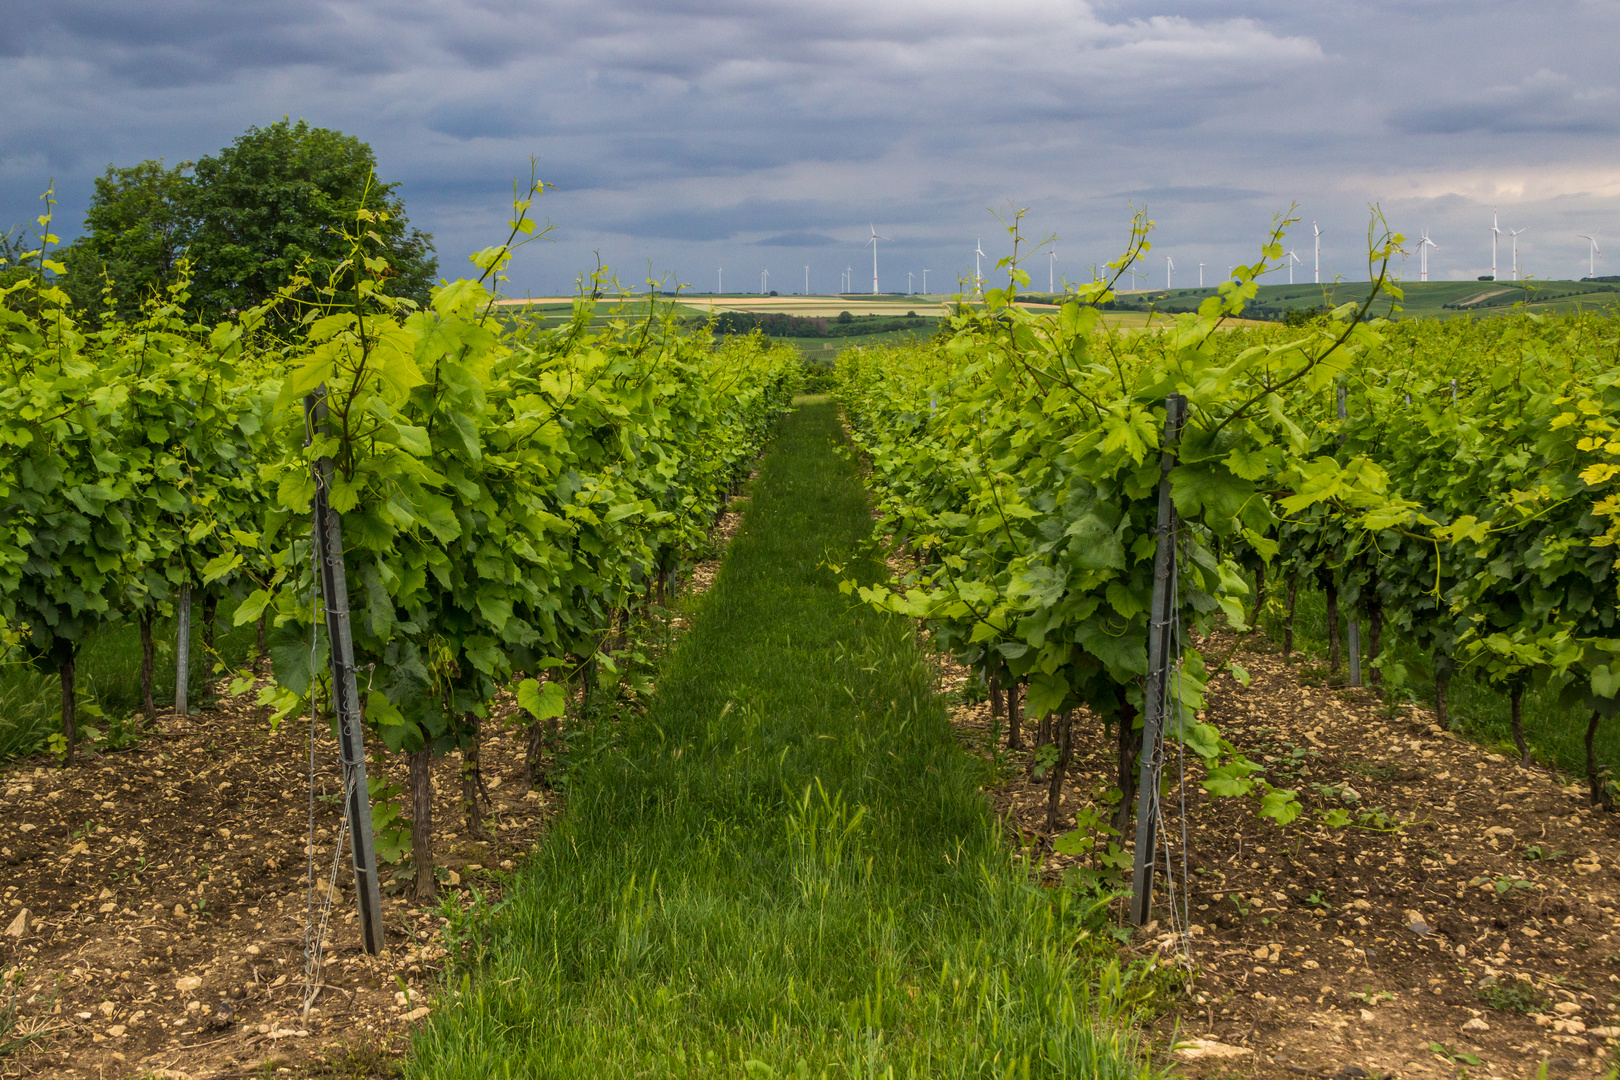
(1469, 873, 1535, 898)
(1477, 977, 1548, 1013)
(1426, 1041, 1482, 1067)
(1522, 843, 1567, 863)
(1345, 759, 1399, 782)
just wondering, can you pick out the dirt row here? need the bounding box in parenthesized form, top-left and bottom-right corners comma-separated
(940, 634, 1620, 1080)
(0, 503, 749, 1080)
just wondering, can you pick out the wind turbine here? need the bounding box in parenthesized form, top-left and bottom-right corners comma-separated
(1313, 220, 1322, 284)
(1490, 208, 1501, 281)
(761, 268, 769, 295)
(973, 238, 986, 295)
(1418, 229, 1438, 282)
(718, 267, 723, 294)
(1286, 249, 1301, 285)
(907, 271, 914, 294)
(1165, 255, 1174, 290)
(867, 224, 888, 295)
(805, 266, 810, 295)
(1508, 226, 1526, 280)
(922, 269, 929, 294)
(845, 265, 853, 294)
(1579, 233, 1602, 278)
(1049, 248, 1058, 293)
(1198, 262, 1205, 288)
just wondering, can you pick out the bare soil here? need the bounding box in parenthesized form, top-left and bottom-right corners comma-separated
(942, 633, 1620, 1080)
(0, 499, 749, 1080)
(0, 686, 555, 1080)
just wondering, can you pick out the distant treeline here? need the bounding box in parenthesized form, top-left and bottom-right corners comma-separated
(708, 311, 937, 338)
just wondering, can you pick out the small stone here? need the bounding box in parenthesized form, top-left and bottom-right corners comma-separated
(99, 902, 117, 913)
(1461, 1017, 1490, 1032)
(1408, 920, 1432, 936)
(1554, 1001, 1582, 1016)
(499, 860, 515, 870)
(1303, 960, 1320, 970)
(5, 908, 32, 938)
(1359, 1009, 1376, 1022)
(98, 1001, 114, 1016)
(1589, 1026, 1620, 1038)
(106, 1024, 125, 1037)
(173, 904, 186, 918)
(402, 1006, 431, 1022)
(97, 887, 113, 900)
(174, 976, 202, 993)
(1174, 1038, 1252, 1061)
(447, 870, 460, 886)
(1253, 946, 1271, 960)
(245, 945, 261, 956)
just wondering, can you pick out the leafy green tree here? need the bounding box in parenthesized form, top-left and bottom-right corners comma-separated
(61, 160, 195, 318)
(186, 119, 436, 319)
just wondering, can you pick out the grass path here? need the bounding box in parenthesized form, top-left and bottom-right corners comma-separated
(408, 399, 1153, 1079)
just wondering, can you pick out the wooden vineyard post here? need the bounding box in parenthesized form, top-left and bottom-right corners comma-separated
(1338, 385, 1362, 687)
(305, 389, 386, 955)
(1130, 393, 1186, 926)
(174, 582, 191, 716)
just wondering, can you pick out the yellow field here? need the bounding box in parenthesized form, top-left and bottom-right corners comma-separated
(493, 294, 1179, 328)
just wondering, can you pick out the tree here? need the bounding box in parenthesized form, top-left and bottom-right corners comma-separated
(186, 119, 436, 319)
(61, 160, 194, 319)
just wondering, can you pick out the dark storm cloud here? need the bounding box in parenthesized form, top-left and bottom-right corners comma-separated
(3, 1, 1619, 291)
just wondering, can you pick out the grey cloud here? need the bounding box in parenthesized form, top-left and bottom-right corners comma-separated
(1388, 71, 1620, 135)
(755, 232, 839, 247)
(1108, 186, 1268, 204)
(4, 2, 1620, 294)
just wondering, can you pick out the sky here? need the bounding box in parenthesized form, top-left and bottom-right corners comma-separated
(3, 0, 1618, 296)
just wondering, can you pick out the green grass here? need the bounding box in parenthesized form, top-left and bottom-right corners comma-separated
(1260, 582, 1619, 781)
(0, 599, 260, 759)
(408, 399, 1159, 1079)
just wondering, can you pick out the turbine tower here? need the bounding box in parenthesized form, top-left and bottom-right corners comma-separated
(1049, 248, 1058, 293)
(1490, 208, 1501, 281)
(868, 224, 888, 295)
(718, 267, 723, 294)
(761, 268, 769, 295)
(1313, 220, 1322, 284)
(1198, 262, 1205, 288)
(1418, 229, 1438, 282)
(1579, 233, 1602, 278)
(1508, 227, 1526, 280)
(805, 266, 810, 295)
(973, 238, 986, 296)
(845, 265, 853, 294)
(1286, 249, 1301, 285)
(1165, 255, 1174, 290)
(922, 269, 929, 294)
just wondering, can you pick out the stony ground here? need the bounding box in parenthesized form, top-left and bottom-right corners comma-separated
(0, 501, 748, 1080)
(942, 632, 1620, 1080)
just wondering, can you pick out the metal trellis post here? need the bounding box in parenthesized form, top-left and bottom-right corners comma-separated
(1338, 385, 1362, 687)
(1130, 392, 1186, 926)
(305, 388, 386, 955)
(174, 583, 191, 716)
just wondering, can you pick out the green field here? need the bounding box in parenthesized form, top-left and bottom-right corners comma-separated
(1032, 277, 1620, 321)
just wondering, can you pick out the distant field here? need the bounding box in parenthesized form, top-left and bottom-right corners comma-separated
(1048, 277, 1620, 321)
